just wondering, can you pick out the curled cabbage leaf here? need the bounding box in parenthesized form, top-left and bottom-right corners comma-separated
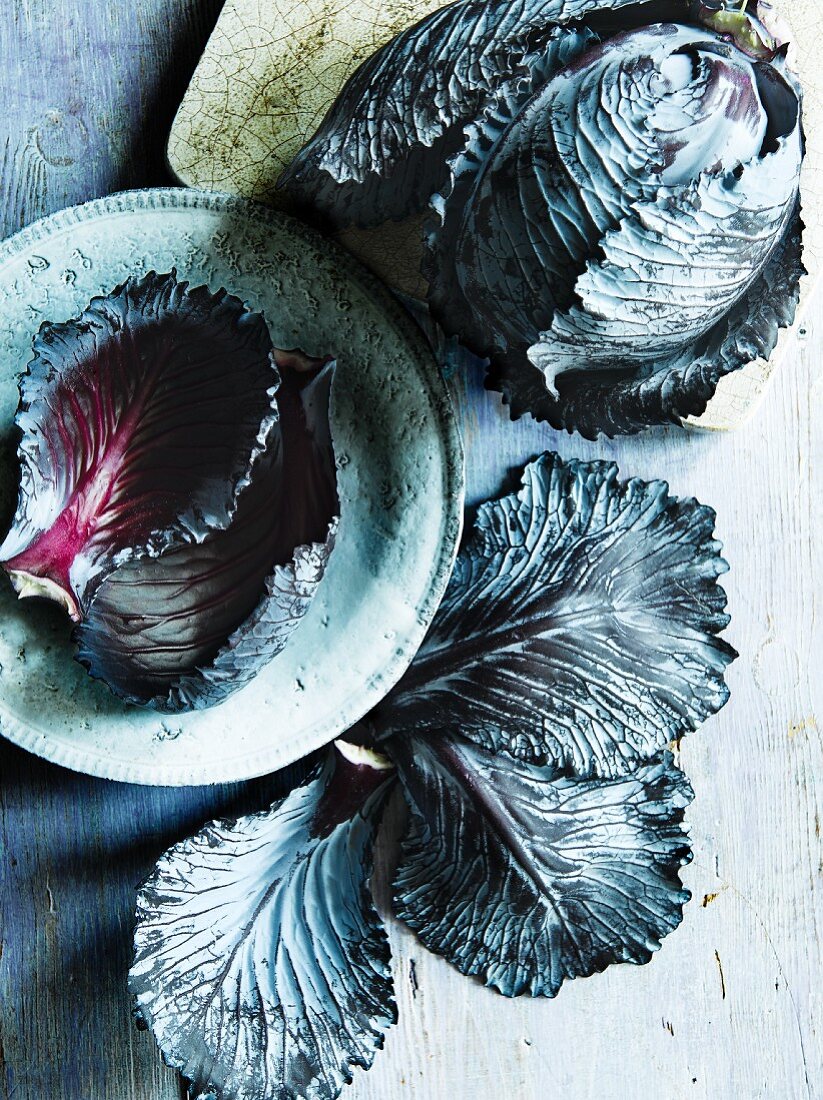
(375, 452, 735, 776)
(281, 0, 804, 437)
(131, 742, 396, 1100)
(391, 734, 693, 997)
(278, 3, 610, 227)
(0, 272, 337, 710)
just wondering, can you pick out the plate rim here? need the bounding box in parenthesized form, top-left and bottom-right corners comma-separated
(0, 186, 465, 785)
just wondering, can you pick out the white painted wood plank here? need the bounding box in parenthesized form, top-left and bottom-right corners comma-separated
(347, 291, 823, 1100)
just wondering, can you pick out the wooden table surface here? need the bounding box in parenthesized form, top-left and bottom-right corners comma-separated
(0, 3, 820, 1099)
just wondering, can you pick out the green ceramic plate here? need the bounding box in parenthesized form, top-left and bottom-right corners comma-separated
(0, 188, 463, 784)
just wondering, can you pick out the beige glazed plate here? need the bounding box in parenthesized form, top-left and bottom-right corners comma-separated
(0, 189, 464, 785)
(167, 0, 822, 432)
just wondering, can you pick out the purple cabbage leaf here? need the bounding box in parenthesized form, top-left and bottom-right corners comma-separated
(278, 0, 620, 227)
(0, 272, 338, 710)
(390, 733, 693, 997)
(280, 0, 715, 228)
(491, 201, 804, 436)
(374, 453, 735, 777)
(130, 742, 396, 1100)
(281, 0, 805, 436)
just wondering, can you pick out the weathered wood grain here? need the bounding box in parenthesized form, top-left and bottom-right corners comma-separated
(0, 1, 820, 1099)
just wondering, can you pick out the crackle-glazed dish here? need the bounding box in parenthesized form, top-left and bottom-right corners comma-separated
(0, 188, 463, 784)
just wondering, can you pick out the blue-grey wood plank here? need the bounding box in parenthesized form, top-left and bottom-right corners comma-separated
(0, 1, 221, 239)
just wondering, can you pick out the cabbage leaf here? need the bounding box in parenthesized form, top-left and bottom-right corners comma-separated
(278, 0, 653, 225)
(131, 744, 396, 1100)
(377, 454, 735, 777)
(392, 733, 693, 997)
(0, 271, 280, 618)
(0, 273, 339, 709)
